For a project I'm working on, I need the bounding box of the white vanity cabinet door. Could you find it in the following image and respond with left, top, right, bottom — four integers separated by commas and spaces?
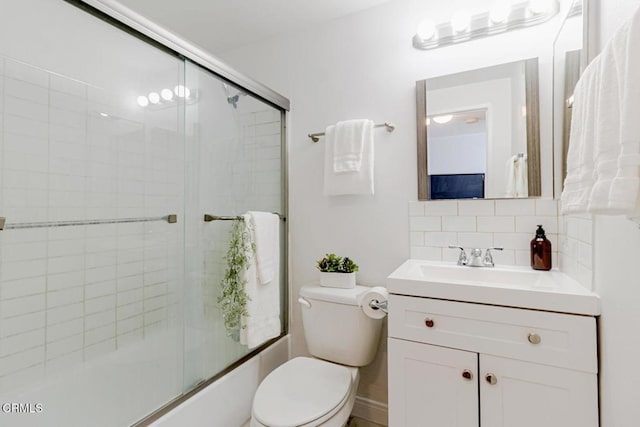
388, 338, 479, 427
479, 354, 599, 427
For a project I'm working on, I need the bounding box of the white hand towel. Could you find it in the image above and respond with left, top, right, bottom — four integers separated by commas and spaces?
505, 155, 517, 198
248, 211, 279, 285
599, 6, 640, 216
240, 214, 281, 350
332, 119, 372, 172
323, 121, 375, 195
561, 56, 601, 214
563, 7, 640, 218
515, 155, 528, 198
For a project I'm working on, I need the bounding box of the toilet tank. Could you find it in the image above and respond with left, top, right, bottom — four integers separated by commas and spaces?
299, 284, 384, 367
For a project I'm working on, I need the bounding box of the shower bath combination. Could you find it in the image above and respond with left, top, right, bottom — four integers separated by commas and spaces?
0, 1, 289, 426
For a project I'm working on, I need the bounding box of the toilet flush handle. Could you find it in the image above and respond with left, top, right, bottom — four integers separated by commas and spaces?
298, 297, 312, 309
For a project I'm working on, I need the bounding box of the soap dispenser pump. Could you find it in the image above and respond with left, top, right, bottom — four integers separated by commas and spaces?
531, 225, 552, 271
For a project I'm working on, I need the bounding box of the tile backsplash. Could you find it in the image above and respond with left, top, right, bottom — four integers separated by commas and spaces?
558, 213, 594, 290
409, 199, 559, 267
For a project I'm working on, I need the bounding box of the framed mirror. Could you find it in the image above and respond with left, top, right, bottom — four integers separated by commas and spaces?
417, 58, 541, 200
553, 0, 585, 197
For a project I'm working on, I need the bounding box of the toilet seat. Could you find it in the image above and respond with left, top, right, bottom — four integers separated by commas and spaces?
252, 357, 354, 427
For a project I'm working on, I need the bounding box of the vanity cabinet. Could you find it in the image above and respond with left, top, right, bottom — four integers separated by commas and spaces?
388, 294, 599, 427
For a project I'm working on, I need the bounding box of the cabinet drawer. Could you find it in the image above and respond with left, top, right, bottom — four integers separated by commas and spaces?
388, 294, 597, 373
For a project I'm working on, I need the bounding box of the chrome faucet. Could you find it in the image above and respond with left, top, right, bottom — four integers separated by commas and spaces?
449, 246, 503, 267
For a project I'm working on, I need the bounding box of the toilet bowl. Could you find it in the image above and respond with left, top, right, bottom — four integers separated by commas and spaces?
250, 284, 385, 427
251, 357, 359, 427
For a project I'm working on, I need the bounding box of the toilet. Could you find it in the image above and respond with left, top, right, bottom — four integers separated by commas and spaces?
250, 284, 385, 427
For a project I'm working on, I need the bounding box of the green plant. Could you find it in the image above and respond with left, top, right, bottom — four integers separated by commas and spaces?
316, 253, 359, 273
218, 220, 255, 337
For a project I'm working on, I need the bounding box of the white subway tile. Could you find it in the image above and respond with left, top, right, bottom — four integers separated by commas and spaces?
45, 350, 83, 376
117, 301, 143, 321
424, 201, 457, 216
84, 323, 115, 346
85, 280, 116, 300
47, 318, 83, 343
116, 329, 143, 349
477, 216, 515, 233
85, 295, 116, 315
0, 259, 47, 281
0, 277, 46, 300
85, 310, 115, 330
0, 329, 44, 358
442, 216, 476, 232
4, 78, 48, 104
535, 199, 559, 216
578, 218, 593, 244
118, 314, 143, 334
47, 303, 83, 325
514, 250, 531, 267
515, 216, 558, 234
85, 265, 116, 284
0, 294, 45, 319
493, 233, 532, 251
492, 249, 516, 266
495, 199, 536, 216
410, 232, 425, 246
117, 275, 143, 293
117, 288, 143, 307
408, 201, 425, 216
424, 232, 457, 247
458, 200, 494, 216
47, 287, 84, 308
579, 242, 593, 269
4, 60, 48, 87
144, 283, 168, 299
410, 246, 442, 261
46, 333, 83, 360
48, 271, 83, 291
1, 311, 45, 337
457, 233, 494, 248
0, 346, 45, 377
47, 255, 84, 275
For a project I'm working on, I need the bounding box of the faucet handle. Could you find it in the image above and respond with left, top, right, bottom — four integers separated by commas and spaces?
483, 247, 504, 267
448, 245, 468, 266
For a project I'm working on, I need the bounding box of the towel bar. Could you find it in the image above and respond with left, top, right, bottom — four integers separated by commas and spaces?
308, 122, 395, 142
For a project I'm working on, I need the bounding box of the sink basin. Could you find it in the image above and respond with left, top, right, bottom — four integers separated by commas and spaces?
387, 260, 600, 315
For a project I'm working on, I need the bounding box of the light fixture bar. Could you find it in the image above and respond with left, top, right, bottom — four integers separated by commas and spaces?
413, 0, 560, 51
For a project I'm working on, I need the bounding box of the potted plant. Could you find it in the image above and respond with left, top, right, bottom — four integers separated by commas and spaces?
316, 253, 359, 288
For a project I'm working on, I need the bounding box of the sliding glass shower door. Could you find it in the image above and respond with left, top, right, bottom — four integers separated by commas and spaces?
183, 61, 285, 390
0, 1, 286, 426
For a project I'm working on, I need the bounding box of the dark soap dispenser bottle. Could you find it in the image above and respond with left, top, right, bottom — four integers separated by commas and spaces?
531, 225, 552, 271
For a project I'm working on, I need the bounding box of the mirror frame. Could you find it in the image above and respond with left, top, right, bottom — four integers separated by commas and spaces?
416, 58, 542, 201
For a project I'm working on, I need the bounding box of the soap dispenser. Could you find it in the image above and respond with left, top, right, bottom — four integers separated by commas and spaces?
531, 225, 552, 271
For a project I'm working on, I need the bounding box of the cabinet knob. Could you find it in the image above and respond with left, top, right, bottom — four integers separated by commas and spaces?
462, 370, 473, 381
485, 373, 498, 385
424, 318, 435, 328
528, 333, 541, 345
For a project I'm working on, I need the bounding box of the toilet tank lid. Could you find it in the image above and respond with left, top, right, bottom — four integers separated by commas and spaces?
300, 284, 371, 306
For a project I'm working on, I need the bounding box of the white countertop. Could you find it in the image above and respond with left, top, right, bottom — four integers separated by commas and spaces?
386, 259, 600, 316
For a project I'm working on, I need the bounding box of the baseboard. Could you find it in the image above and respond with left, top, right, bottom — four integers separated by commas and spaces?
351, 396, 388, 426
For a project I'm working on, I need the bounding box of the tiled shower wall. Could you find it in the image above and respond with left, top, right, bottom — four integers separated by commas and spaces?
408, 198, 594, 289
0, 58, 182, 389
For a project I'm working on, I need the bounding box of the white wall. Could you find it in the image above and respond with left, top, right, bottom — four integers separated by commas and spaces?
591, 2, 640, 426
221, 0, 568, 412
428, 133, 486, 175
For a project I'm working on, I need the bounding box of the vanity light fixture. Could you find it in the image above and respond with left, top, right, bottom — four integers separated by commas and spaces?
413, 0, 559, 50
432, 114, 453, 124
161, 88, 174, 101
148, 91, 161, 104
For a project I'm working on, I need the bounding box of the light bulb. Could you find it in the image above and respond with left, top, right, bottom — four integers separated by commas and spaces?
433, 114, 453, 124
99, 112, 109, 118
529, 0, 554, 15
148, 92, 160, 104
174, 85, 191, 98
416, 19, 437, 40
137, 95, 149, 107
451, 10, 471, 33
161, 88, 174, 101
490, 0, 512, 23
426, 117, 431, 126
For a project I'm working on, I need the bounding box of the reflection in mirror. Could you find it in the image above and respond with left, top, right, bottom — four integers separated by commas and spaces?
417, 59, 541, 200
553, 0, 584, 194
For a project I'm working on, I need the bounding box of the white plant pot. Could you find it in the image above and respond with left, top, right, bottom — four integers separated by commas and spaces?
319, 272, 356, 289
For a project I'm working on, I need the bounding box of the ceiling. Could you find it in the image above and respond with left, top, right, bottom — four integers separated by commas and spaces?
114, 0, 395, 53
